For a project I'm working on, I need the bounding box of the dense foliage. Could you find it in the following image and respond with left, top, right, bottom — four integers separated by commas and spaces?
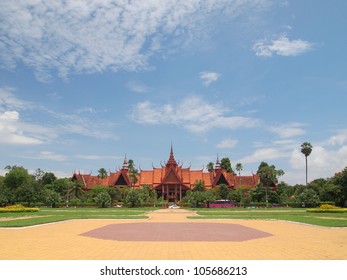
1, 164, 347, 208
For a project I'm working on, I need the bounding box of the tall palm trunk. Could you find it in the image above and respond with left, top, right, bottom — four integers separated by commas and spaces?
305, 155, 308, 186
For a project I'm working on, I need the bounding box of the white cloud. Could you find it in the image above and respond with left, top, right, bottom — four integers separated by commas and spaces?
327, 130, 347, 146
199, 71, 221, 86
75, 107, 96, 114
253, 34, 313, 57
289, 144, 347, 183
23, 151, 68, 162
0, 87, 34, 110
284, 131, 347, 184
131, 96, 260, 133
0, 87, 118, 144
239, 148, 285, 164
76, 154, 122, 160
0, 0, 271, 81
39, 151, 67, 161
216, 139, 238, 149
0, 110, 46, 145
126, 81, 150, 93
269, 122, 306, 139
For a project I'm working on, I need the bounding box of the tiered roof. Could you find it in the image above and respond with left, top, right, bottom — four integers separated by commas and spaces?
73, 146, 259, 190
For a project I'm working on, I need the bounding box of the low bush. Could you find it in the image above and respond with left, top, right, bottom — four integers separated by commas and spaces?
0, 204, 39, 213
307, 204, 347, 213
307, 209, 347, 213
319, 204, 339, 210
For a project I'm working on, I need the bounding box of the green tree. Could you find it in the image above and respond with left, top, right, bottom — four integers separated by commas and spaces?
66, 180, 85, 205
250, 185, 266, 202
268, 191, 280, 204
257, 162, 284, 207
46, 178, 70, 197
277, 182, 295, 205
90, 185, 110, 197
44, 189, 62, 208
41, 172, 57, 185
220, 158, 234, 173
0, 176, 8, 206
108, 187, 122, 205
301, 142, 313, 186
308, 178, 341, 204
33, 168, 45, 181
94, 191, 111, 208
4, 166, 31, 190
97, 168, 108, 179
193, 180, 206, 192
186, 190, 202, 208
235, 163, 243, 176
139, 185, 157, 203
128, 159, 139, 188
3, 166, 32, 204
297, 188, 320, 207
207, 162, 214, 173
217, 184, 230, 199
124, 189, 143, 207
227, 189, 242, 203
187, 180, 215, 207
332, 167, 347, 207
204, 190, 217, 207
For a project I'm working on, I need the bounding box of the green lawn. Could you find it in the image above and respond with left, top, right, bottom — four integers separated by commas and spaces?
189, 208, 347, 227
0, 207, 152, 227
1, 207, 346, 228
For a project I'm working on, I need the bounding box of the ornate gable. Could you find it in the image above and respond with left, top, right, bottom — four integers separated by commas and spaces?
161, 145, 184, 184
114, 173, 129, 186
163, 169, 182, 184
216, 173, 229, 185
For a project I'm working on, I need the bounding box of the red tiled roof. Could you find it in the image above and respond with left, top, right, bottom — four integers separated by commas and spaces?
73, 148, 258, 191
139, 170, 154, 185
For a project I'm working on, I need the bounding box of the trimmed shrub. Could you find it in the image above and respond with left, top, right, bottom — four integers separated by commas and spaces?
307, 208, 347, 213
0, 204, 39, 213
319, 204, 339, 210
307, 204, 347, 213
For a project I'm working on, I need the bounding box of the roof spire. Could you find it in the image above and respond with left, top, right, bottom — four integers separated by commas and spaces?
122, 154, 128, 170
215, 154, 221, 169
167, 143, 178, 166
170, 142, 174, 157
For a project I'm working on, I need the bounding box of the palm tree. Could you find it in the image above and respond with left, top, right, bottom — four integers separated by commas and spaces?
207, 162, 214, 173
127, 159, 138, 189
66, 180, 85, 207
129, 169, 139, 189
236, 163, 243, 176
301, 142, 313, 186
97, 168, 108, 179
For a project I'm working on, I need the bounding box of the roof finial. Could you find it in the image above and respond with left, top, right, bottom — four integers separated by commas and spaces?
167, 142, 178, 165
215, 154, 221, 169
122, 154, 128, 170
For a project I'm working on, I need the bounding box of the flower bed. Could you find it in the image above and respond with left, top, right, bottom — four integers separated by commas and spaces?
0, 204, 39, 213
307, 204, 347, 213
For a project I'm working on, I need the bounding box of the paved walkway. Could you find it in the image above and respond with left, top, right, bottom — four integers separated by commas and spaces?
0, 209, 346, 260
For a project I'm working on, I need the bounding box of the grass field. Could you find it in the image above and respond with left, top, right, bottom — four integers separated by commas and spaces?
1, 207, 346, 227
190, 208, 347, 227
0, 207, 151, 227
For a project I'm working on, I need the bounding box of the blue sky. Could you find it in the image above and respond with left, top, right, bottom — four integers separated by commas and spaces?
0, 0, 346, 185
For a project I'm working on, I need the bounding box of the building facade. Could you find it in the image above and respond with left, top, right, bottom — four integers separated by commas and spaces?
73, 146, 259, 202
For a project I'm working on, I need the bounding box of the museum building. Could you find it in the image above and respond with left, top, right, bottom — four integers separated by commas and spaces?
73, 146, 259, 202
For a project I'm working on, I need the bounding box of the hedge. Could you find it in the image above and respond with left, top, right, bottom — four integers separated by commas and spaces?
0, 204, 39, 213
306, 204, 347, 213
306, 208, 347, 213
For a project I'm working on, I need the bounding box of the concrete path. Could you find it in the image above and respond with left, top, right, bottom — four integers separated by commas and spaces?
0, 209, 346, 260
